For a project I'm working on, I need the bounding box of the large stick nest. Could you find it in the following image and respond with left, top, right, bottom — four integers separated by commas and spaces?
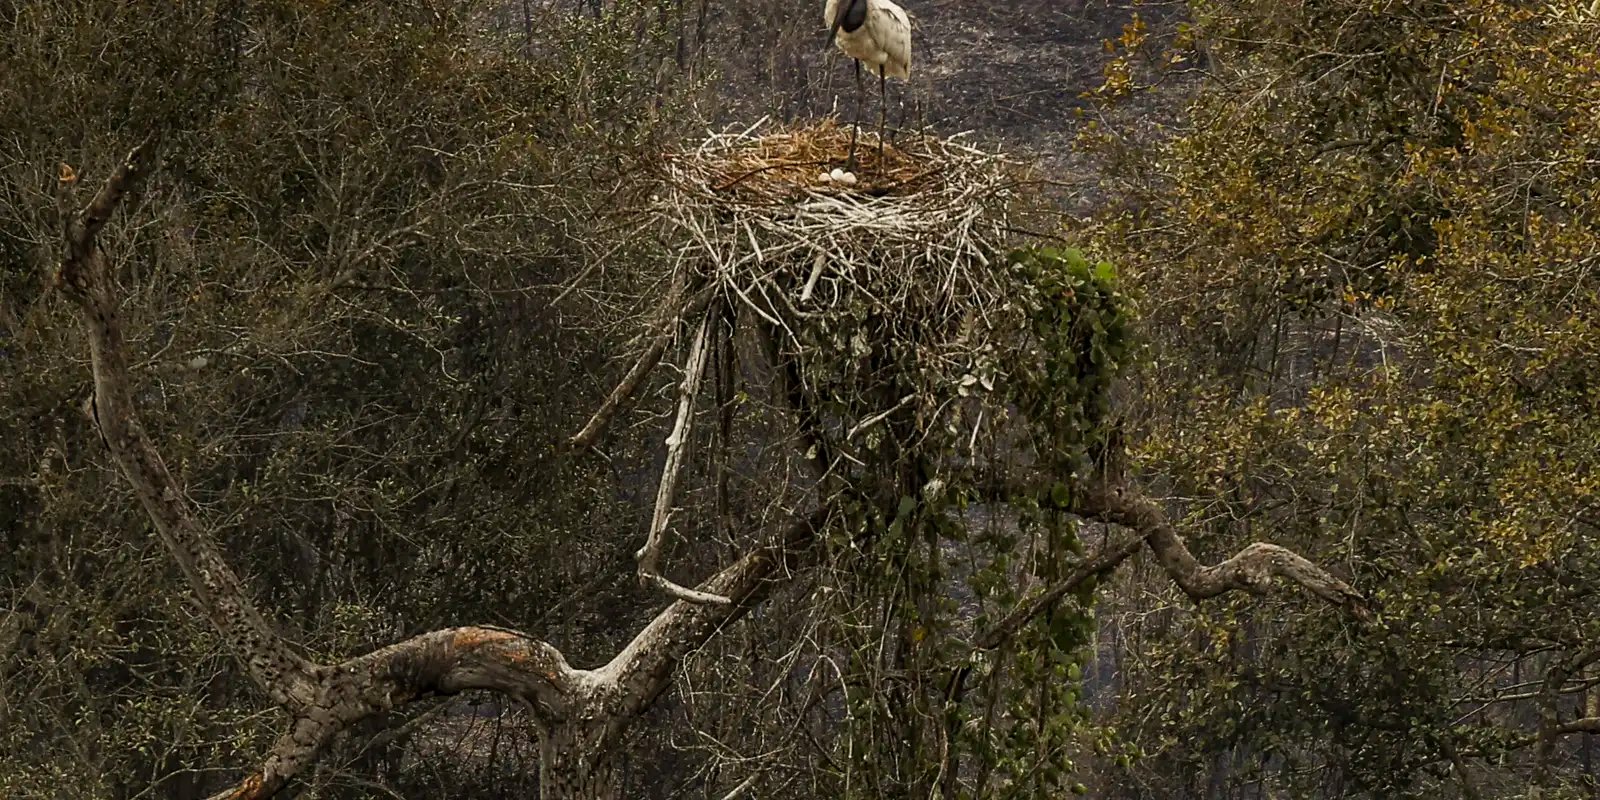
640, 118, 1077, 486
654, 118, 1038, 368
617, 119, 1124, 605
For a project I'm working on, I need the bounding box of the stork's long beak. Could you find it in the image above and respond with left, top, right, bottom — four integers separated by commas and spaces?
825, 1, 850, 50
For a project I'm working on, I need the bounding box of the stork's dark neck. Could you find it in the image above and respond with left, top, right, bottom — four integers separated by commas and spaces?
836, 0, 868, 33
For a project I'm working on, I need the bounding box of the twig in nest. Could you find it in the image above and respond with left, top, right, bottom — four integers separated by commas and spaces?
798, 252, 828, 304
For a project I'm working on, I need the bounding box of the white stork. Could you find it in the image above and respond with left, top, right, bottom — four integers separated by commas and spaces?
825, 0, 911, 170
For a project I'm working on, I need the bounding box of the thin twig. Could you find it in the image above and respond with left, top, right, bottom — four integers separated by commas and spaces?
570, 281, 717, 450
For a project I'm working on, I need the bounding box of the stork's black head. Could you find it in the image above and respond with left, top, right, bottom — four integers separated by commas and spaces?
829, 0, 869, 41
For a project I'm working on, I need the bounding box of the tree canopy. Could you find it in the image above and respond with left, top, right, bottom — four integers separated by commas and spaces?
1082, 0, 1600, 795
4, 0, 1598, 798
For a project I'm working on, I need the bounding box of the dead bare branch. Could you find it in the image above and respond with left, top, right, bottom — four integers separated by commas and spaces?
56, 136, 320, 709
606, 510, 824, 720
56, 137, 807, 799
1076, 482, 1371, 619
637, 302, 732, 605
569, 280, 718, 451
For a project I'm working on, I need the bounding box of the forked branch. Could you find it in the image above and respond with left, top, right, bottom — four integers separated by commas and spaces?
56, 137, 319, 708
58, 137, 823, 800
1076, 482, 1371, 619
606, 509, 824, 721
637, 302, 732, 605
208, 625, 581, 800
56, 140, 583, 799
569, 280, 718, 450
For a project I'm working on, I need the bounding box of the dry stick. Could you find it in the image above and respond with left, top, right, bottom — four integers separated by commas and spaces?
638, 302, 732, 605
716, 773, 761, 800
569, 280, 717, 450
798, 251, 828, 303
846, 394, 916, 441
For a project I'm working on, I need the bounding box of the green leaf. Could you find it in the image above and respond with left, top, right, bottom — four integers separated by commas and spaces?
1051, 482, 1072, 508
1094, 260, 1117, 283
897, 495, 917, 519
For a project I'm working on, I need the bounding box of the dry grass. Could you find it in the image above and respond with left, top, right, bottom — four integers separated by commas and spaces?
692, 117, 945, 200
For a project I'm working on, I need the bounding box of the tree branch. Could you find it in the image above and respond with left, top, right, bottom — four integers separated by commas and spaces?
203, 624, 584, 799
638, 302, 732, 605
971, 528, 1149, 651
973, 471, 1367, 618
604, 510, 822, 722
568, 281, 717, 450
937, 526, 1149, 793
55, 137, 320, 708
1556, 717, 1600, 736
1534, 648, 1600, 784
1075, 482, 1370, 619
57, 140, 585, 797
57, 143, 835, 797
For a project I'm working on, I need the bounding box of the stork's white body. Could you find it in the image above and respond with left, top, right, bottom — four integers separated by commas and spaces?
825, 0, 911, 80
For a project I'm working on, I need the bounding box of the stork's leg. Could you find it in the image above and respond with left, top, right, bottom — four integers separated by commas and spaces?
878, 70, 888, 161
896, 81, 910, 136
845, 58, 863, 172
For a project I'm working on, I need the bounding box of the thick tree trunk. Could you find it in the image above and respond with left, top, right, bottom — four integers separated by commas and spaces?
541, 722, 618, 800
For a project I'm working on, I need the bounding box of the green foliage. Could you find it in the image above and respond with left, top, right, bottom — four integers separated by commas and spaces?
1010, 246, 1131, 482
970, 247, 1131, 798
786, 241, 1133, 797
1080, 0, 1600, 795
